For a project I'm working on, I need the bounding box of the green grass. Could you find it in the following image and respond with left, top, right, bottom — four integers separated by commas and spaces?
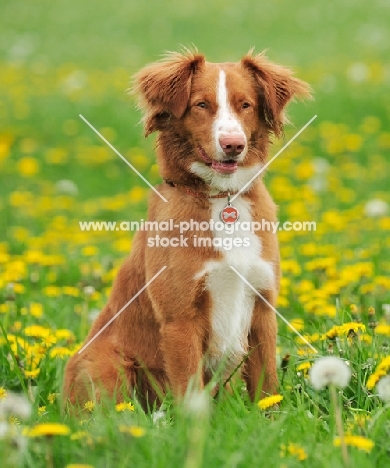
1, 0, 390, 466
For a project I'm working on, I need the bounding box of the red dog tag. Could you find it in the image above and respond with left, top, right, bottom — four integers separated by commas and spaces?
220, 193, 239, 224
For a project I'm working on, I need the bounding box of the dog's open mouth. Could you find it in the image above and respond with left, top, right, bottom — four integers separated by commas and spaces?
199, 147, 238, 175
210, 160, 238, 174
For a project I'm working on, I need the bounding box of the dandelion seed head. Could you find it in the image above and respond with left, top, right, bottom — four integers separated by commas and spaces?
55, 179, 79, 196
0, 392, 31, 419
376, 375, 390, 402
309, 356, 352, 390
183, 390, 209, 416
83, 286, 95, 297
364, 198, 389, 217
151, 410, 166, 425
0, 421, 10, 439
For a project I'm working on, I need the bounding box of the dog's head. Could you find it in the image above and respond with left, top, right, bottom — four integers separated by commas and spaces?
133, 49, 311, 191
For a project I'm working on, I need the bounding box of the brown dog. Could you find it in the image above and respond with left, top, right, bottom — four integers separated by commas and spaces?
63, 50, 310, 411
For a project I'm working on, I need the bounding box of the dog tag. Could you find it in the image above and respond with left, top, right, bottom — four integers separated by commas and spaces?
220, 193, 239, 224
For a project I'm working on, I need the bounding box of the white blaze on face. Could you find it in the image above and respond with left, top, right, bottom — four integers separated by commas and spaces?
213, 70, 247, 159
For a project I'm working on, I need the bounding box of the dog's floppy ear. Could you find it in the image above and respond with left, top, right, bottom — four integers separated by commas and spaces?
133, 50, 205, 136
241, 51, 311, 137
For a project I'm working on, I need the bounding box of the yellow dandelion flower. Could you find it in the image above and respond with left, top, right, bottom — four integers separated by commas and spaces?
257, 394, 283, 410
70, 431, 94, 444
129, 186, 147, 203
65, 464, 94, 468
297, 347, 317, 356
280, 442, 308, 461
84, 400, 95, 412
353, 413, 371, 428
374, 323, 390, 336
277, 296, 289, 307
55, 329, 75, 341
296, 362, 311, 372
41, 335, 57, 347
0, 387, 7, 400
25, 423, 70, 437
366, 371, 385, 390
115, 402, 135, 412
38, 406, 46, 415
119, 425, 146, 437
49, 347, 72, 358
43, 286, 62, 297
334, 435, 374, 453
30, 303, 43, 318
70, 431, 89, 440
377, 356, 390, 373
24, 368, 40, 378
338, 322, 366, 335
326, 322, 365, 339
48, 393, 58, 405
360, 334, 372, 344
17, 156, 40, 177
295, 333, 323, 345
24, 325, 51, 338
326, 326, 339, 339
62, 286, 80, 297
13, 283, 25, 294
81, 246, 98, 257
288, 318, 305, 331
46, 147, 69, 164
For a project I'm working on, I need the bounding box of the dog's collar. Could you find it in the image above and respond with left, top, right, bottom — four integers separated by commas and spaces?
164, 179, 239, 199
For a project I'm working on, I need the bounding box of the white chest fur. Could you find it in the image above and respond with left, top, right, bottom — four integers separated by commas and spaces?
196, 196, 275, 372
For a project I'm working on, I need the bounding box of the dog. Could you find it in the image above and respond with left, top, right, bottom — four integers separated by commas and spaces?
63, 49, 310, 411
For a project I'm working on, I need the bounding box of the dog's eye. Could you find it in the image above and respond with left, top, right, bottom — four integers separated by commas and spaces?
242, 102, 251, 109
196, 102, 207, 109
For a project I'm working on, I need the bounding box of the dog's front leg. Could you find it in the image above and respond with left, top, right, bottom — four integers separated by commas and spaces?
243, 295, 278, 401
160, 318, 205, 398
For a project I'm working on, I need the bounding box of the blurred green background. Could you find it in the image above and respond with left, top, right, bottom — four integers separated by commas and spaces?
1, 0, 389, 136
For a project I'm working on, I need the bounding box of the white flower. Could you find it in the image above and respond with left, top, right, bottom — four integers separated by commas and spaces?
151, 410, 166, 425
312, 157, 330, 174
55, 179, 79, 196
183, 390, 209, 416
364, 199, 389, 217
347, 62, 369, 83
0, 392, 31, 420
376, 376, 390, 402
309, 356, 352, 390
0, 421, 9, 439
382, 304, 390, 320
83, 286, 95, 297
61, 70, 88, 94
88, 308, 100, 323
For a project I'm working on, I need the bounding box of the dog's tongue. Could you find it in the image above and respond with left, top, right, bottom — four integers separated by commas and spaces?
211, 161, 238, 174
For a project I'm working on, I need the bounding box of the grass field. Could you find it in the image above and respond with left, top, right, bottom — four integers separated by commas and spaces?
1, 0, 390, 466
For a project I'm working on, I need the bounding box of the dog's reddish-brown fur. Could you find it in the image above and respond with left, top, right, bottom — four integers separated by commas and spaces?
63, 50, 310, 411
